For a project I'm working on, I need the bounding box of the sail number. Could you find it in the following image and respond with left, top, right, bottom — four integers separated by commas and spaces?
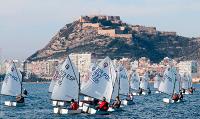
91, 68, 109, 83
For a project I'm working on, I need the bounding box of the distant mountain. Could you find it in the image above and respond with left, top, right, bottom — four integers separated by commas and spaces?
27, 15, 200, 63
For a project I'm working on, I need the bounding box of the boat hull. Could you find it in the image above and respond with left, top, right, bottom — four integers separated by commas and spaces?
122, 100, 134, 105
155, 91, 161, 94
53, 107, 81, 114
52, 101, 65, 107
163, 98, 181, 104
132, 92, 139, 96
4, 101, 25, 107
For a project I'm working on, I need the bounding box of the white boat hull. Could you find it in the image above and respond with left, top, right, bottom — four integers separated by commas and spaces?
52, 101, 65, 107
163, 98, 181, 104
142, 92, 147, 95
53, 107, 81, 114
132, 92, 139, 96
82, 103, 90, 113
4, 101, 25, 107
122, 100, 134, 105
155, 91, 161, 94
83, 96, 94, 101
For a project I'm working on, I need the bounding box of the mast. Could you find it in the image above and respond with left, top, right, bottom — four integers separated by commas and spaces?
78, 73, 80, 103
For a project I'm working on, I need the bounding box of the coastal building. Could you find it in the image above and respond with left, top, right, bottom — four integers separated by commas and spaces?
177, 61, 198, 78
25, 59, 59, 80
131, 25, 157, 35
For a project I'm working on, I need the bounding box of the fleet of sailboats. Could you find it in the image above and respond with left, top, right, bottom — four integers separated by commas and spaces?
0, 56, 196, 115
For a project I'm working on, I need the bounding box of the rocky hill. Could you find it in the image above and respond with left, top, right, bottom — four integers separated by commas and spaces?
27, 15, 200, 63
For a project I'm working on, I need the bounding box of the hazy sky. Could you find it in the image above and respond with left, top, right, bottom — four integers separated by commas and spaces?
0, 0, 200, 60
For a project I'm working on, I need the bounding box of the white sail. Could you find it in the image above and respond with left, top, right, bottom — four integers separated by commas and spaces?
98, 57, 116, 85
154, 75, 161, 89
81, 63, 115, 103
187, 73, 192, 88
118, 64, 129, 95
111, 73, 119, 100
48, 66, 60, 93
51, 56, 79, 101
140, 72, 149, 90
1, 62, 22, 96
130, 71, 140, 90
158, 66, 177, 95
172, 67, 180, 94
81, 62, 97, 89
181, 74, 189, 90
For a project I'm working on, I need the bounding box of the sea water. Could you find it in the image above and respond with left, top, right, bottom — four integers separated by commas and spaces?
0, 83, 200, 119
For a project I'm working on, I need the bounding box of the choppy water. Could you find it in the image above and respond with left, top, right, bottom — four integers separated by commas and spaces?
0, 83, 200, 119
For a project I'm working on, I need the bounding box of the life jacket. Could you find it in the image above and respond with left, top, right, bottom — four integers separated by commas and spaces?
99, 101, 109, 111
16, 95, 24, 103
179, 94, 183, 100
172, 94, 179, 101
70, 102, 79, 110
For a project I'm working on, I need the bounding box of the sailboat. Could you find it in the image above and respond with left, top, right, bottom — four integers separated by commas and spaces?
117, 64, 133, 105
1, 61, 24, 106
51, 56, 81, 114
181, 73, 192, 94
81, 57, 117, 114
154, 74, 161, 93
130, 71, 140, 96
139, 72, 150, 95
158, 66, 180, 103
48, 65, 60, 93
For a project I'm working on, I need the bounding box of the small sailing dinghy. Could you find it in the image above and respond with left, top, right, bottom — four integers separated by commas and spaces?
181, 73, 192, 95
140, 72, 150, 95
158, 66, 181, 104
117, 64, 133, 105
51, 56, 81, 114
81, 57, 117, 114
130, 71, 140, 96
1, 61, 25, 107
154, 74, 161, 94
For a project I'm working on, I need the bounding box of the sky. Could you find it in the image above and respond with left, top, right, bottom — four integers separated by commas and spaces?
0, 0, 200, 60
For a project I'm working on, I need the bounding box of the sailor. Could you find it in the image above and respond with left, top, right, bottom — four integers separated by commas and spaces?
126, 93, 133, 101
172, 93, 179, 102
16, 94, 24, 103
70, 99, 78, 110
23, 89, 28, 96
112, 96, 121, 109
138, 87, 142, 95
96, 97, 109, 111
182, 88, 185, 94
147, 87, 151, 94
179, 92, 183, 100
92, 98, 99, 107
189, 87, 194, 94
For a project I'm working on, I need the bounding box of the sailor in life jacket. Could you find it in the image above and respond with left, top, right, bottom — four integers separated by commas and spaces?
16, 94, 25, 103
172, 93, 179, 102
96, 97, 109, 111
189, 87, 195, 94
179, 92, 183, 100
23, 89, 28, 96
70, 99, 79, 110
126, 93, 133, 101
112, 96, 121, 109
